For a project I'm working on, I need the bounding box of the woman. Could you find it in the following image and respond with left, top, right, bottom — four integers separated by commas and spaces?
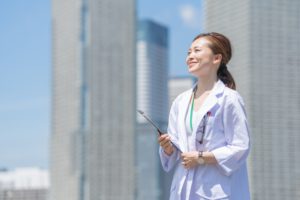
158, 32, 250, 200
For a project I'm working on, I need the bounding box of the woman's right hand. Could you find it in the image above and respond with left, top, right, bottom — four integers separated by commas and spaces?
158, 134, 174, 156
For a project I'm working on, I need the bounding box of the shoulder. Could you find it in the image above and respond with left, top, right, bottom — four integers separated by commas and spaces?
223, 87, 246, 107
222, 87, 249, 123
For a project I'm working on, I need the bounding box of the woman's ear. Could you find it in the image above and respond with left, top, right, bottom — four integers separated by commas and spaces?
213, 54, 222, 65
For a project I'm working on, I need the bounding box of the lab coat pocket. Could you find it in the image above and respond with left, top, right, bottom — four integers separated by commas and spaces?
195, 172, 231, 199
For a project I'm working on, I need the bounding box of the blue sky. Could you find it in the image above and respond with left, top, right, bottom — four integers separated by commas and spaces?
138, 0, 203, 76
0, 0, 51, 169
0, 0, 202, 169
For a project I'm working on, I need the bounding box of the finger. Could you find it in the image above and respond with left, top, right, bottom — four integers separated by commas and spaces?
158, 138, 167, 146
161, 142, 171, 150
164, 140, 172, 147
161, 144, 168, 149
162, 143, 172, 151
158, 134, 169, 142
182, 162, 188, 169
166, 145, 174, 152
160, 139, 171, 147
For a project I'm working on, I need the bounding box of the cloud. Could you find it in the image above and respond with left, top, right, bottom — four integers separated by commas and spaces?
178, 4, 201, 29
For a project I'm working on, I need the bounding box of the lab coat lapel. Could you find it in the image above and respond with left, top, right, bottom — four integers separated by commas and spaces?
177, 87, 195, 152
192, 80, 225, 136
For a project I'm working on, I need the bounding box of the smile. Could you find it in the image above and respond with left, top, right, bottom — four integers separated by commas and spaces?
188, 62, 198, 67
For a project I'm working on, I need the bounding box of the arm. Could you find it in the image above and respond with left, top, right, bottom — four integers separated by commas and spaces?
159, 99, 180, 172
211, 93, 250, 176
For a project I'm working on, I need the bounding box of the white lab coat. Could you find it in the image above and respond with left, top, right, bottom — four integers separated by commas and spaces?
160, 80, 250, 200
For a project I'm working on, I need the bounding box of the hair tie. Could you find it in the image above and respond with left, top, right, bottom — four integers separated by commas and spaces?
221, 63, 227, 70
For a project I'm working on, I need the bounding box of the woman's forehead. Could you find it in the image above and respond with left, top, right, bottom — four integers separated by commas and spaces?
190, 37, 211, 48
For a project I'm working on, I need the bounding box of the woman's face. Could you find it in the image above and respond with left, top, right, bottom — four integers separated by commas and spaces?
186, 37, 221, 78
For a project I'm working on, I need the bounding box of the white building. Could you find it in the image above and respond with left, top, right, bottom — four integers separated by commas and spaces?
168, 76, 196, 110
51, 0, 136, 199
0, 168, 49, 200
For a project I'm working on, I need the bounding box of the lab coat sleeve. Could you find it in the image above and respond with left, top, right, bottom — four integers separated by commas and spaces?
159, 147, 179, 172
211, 92, 250, 176
159, 98, 180, 172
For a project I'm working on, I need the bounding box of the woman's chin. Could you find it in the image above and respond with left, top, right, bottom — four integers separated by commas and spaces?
188, 67, 197, 73
188, 68, 206, 78
188, 67, 200, 75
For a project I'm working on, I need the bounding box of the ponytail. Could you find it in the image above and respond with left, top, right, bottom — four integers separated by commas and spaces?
217, 63, 236, 90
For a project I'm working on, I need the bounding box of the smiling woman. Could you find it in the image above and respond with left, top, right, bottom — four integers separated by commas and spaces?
158, 32, 250, 200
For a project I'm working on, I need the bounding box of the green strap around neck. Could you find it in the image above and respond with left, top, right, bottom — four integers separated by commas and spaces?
190, 92, 195, 131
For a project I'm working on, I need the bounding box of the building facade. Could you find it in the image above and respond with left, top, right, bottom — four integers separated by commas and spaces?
51, 0, 136, 199
0, 168, 49, 200
203, 1, 300, 199
136, 19, 169, 200
168, 76, 196, 110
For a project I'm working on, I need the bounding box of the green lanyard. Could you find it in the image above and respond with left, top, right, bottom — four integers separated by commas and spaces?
190, 92, 195, 131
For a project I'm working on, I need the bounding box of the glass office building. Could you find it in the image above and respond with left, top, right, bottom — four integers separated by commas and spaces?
136, 19, 169, 200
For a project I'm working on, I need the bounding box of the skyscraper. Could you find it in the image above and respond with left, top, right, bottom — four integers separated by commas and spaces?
203, 1, 300, 199
137, 20, 169, 126
51, 0, 136, 199
136, 19, 169, 200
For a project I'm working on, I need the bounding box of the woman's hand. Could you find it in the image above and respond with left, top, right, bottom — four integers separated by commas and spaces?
181, 151, 199, 169
158, 134, 174, 156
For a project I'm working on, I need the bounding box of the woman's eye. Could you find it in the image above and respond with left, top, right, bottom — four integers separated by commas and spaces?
195, 49, 201, 52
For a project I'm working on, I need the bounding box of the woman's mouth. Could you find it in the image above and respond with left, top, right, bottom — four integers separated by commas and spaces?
188, 62, 198, 68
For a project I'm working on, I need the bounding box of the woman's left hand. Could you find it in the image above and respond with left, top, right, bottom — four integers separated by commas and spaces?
181, 151, 199, 169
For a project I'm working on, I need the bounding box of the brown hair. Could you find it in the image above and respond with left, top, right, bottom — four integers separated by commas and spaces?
193, 32, 236, 90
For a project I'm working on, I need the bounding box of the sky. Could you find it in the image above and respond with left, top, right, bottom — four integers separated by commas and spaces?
0, 0, 202, 169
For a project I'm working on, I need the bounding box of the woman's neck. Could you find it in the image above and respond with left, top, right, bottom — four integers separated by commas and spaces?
196, 76, 218, 96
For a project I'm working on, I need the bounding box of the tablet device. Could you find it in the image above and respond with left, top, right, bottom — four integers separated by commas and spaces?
137, 110, 163, 135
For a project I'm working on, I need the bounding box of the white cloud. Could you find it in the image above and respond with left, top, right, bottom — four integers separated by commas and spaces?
178, 4, 200, 29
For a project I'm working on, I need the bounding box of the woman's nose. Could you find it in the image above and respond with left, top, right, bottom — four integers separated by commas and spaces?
187, 53, 195, 61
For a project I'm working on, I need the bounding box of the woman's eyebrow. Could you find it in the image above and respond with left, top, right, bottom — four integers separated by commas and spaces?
193, 45, 202, 49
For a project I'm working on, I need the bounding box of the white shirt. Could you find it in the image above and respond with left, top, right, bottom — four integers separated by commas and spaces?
185, 107, 202, 151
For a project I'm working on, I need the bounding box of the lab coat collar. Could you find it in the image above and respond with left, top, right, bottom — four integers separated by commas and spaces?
211, 79, 226, 97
